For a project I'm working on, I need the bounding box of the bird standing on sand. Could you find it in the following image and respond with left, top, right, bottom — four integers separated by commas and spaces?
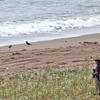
8, 45, 12, 51
26, 41, 32, 46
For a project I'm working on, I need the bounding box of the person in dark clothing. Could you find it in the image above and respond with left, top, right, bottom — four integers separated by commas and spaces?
93, 59, 100, 94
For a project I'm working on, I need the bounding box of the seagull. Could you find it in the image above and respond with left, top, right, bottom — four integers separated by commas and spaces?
8, 45, 12, 51
8, 45, 12, 48
26, 41, 32, 46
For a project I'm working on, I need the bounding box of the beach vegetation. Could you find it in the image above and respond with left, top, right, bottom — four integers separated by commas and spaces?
0, 66, 98, 100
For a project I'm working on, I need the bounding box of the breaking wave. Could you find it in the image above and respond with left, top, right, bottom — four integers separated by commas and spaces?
0, 16, 100, 37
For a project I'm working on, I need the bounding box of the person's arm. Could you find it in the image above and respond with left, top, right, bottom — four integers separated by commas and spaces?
93, 66, 99, 75
93, 72, 98, 75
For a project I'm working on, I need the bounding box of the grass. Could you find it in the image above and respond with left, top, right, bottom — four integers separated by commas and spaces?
0, 66, 99, 100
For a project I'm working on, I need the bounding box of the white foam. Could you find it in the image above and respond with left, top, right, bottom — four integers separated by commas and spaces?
0, 16, 100, 37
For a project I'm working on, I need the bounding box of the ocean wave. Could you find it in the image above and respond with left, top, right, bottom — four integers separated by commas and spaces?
0, 16, 100, 37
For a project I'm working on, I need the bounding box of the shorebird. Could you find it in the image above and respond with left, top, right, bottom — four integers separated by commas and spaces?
26, 41, 32, 46
8, 45, 12, 51
8, 45, 12, 48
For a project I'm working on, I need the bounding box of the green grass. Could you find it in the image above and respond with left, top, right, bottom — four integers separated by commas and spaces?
0, 66, 98, 100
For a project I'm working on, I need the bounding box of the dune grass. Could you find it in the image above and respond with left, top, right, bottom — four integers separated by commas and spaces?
0, 66, 99, 100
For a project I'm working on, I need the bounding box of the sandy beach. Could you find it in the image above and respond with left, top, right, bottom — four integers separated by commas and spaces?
0, 33, 100, 76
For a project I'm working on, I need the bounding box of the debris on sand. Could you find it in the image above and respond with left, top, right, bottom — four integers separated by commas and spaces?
78, 41, 98, 45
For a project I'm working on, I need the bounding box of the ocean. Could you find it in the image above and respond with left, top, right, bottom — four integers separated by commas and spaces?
0, 0, 100, 46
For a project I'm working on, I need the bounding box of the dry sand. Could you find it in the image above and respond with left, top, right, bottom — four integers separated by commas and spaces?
0, 33, 100, 76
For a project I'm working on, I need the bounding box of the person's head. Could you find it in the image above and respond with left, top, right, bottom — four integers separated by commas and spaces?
95, 59, 100, 65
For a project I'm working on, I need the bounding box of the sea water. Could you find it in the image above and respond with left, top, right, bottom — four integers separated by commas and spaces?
0, 0, 100, 45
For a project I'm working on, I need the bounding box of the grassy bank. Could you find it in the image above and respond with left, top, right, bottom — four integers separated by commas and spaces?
0, 66, 98, 100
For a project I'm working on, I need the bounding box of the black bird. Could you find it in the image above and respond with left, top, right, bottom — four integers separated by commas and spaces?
8, 45, 12, 51
26, 41, 32, 45
8, 45, 12, 49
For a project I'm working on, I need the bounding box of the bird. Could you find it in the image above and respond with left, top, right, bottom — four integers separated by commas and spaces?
26, 41, 32, 46
8, 45, 12, 48
8, 45, 12, 51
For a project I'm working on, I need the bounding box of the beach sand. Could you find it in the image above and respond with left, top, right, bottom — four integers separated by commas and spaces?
0, 33, 100, 76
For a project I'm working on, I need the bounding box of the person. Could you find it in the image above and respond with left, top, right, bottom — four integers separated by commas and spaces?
93, 59, 100, 94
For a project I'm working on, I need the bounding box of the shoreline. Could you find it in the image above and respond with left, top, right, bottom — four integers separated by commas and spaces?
1, 26, 100, 47
0, 33, 100, 52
